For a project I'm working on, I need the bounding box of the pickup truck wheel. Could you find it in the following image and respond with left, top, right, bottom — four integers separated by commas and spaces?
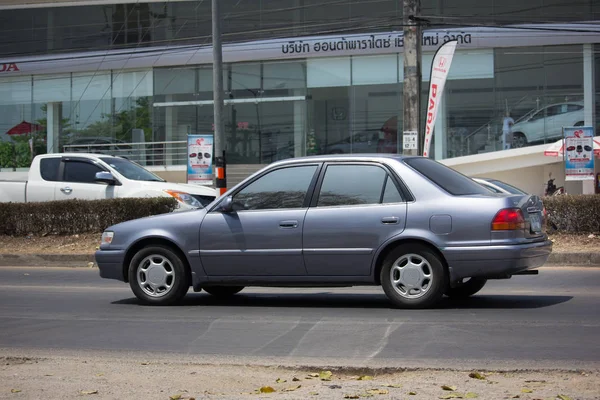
128, 245, 189, 305
380, 244, 446, 309
445, 277, 487, 299
203, 286, 244, 297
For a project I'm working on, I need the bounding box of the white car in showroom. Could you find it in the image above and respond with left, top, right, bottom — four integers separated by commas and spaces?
511, 102, 584, 148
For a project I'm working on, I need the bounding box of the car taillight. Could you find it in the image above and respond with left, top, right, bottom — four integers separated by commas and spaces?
491, 208, 525, 231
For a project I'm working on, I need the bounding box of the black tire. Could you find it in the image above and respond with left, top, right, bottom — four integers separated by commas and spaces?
203, 286, 245, 297
380, 244, 447, 309
128, 245, 190, 305
445, 277, 487, 299
512, 132, 527, 148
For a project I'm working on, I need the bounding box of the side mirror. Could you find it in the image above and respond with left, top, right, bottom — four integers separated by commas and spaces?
95, 171, 117, 185
218, 195, 234, 213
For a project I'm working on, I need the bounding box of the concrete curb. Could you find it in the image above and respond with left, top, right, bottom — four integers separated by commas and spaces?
0, 254, 96, 267
1, 252, 600, 267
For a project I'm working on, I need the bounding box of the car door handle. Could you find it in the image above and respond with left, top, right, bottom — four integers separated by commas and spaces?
60, 187, 73, 194
279, 220, 298, 229
381, 217, 399, 225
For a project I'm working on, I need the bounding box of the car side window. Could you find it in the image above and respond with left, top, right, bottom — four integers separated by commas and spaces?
233, 165, 318, 211
317, 164, 388, 207
63, 161, 105, 184
40, 158, 60, 182
567, 104, 583, 112
382, 176, 404, 203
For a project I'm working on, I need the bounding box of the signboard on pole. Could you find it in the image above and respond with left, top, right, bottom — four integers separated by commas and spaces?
423, 40, 457, 158
564, 126, 595, 181
187, 134, 214, 185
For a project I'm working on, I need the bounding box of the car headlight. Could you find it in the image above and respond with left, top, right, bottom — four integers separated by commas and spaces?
164, 190, 202, 208
101, 231, 114, 245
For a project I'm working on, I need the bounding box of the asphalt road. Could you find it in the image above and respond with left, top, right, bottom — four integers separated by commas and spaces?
1, 266, 599, 369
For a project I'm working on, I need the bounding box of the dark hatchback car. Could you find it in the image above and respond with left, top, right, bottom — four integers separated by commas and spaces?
96, 155, 552, 309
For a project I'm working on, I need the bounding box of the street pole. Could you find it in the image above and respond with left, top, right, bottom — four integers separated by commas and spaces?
212, 0, 227, 194
402, 0, 422, 156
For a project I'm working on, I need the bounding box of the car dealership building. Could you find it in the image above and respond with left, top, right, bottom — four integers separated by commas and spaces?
1, 0, 599, 193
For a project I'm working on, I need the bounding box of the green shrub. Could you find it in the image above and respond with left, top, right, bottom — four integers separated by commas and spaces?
0, 141, 16, 169
544, 194, 600, 234
0, 197, 178, 236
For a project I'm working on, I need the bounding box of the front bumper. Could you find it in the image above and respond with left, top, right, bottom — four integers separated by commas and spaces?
443, 239, 553, 282
95, 249, 127, 281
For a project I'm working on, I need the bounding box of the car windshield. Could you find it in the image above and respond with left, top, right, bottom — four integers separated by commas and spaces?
488, 179, 527, 195
404, 157, 492, 196
99, 157, 165, 182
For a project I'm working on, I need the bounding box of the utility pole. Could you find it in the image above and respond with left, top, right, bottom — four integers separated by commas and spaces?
402, 0, 422, 156
212, 0, 227, 194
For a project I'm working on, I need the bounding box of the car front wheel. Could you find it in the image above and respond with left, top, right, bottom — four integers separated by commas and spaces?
128, 245, 189, 305
203, 286, 245, 297
445, 277, 487, 299
380, 244, 446, 309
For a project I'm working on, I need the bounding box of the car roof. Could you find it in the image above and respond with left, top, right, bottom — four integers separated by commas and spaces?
267, 154, 415, 167
38, 153, 126, 159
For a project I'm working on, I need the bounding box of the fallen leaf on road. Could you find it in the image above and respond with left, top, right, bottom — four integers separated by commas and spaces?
310, 392, 319, 396
319, 370, 333, 381
442, 385, 458, 391
521, 388, 533, 393
44, 374, 53, 376
80, 390, 99, 395
366, 388, 389, 395
292, 377, 300, 381
259, 386, 276, 393
96, 373, 104, 377
307, 373, 319, 378
329, 385, 342, 389
168, 395, 181, 400
469, 372, 486, 380
357, 375, 373, 381
524, 380, 546, 383
276, 378, 286, 383
10, 389, 21, 393
141, 362, 149, 365
384, 384, 402, 388
557, 395, 573, 400
282, 385, 301, 392
512, 395, 520, 399
344, 395, 359, 399
409, 391, 417, 395
465, 393, 478, 398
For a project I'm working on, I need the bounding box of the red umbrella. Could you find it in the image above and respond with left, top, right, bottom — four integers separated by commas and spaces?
6, 121, 42, 136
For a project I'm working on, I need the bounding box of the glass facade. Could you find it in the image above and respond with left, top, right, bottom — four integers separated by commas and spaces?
0, 70, 152, 167
0, 1, 599, 170
1, 0, 599, 57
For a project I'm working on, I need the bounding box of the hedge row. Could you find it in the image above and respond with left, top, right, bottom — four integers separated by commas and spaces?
0, 197, 178, 236
544, 194, 600, 234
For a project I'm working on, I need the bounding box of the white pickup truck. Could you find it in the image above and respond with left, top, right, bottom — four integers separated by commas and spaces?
0, 153, 217, 210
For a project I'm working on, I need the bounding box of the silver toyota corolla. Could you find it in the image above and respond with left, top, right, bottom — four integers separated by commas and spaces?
96, 155, 552, 309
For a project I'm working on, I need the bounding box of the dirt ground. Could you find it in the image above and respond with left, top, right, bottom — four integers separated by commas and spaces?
0, 233, 598, 255
0, 353, 597, 400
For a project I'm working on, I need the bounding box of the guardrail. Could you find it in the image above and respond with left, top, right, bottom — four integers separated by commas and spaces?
62, 140, 188, 166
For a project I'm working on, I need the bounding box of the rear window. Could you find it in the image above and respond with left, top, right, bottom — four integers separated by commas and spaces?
404, 157, 491, 196
489, 179, 526, 195
40, 158, 60, 181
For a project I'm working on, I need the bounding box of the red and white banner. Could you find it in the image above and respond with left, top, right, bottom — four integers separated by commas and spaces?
423, 40, 457, 158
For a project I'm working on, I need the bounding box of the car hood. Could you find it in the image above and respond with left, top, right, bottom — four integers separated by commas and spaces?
136, 181, 217, 196
109, 206, 208, 234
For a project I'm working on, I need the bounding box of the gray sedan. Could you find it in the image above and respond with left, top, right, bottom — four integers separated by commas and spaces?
96, 155, 552, 309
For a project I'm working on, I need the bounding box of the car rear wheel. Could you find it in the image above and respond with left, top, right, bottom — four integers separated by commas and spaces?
380, 244, 446, 309
128, 245, 189, 305
203, 286, 245, 297
445, 277, 487, 299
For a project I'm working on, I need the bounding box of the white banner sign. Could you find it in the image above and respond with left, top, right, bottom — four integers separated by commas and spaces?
423, 40, 457, 158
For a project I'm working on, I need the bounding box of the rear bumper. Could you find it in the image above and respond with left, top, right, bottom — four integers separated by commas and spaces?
443, 240, 553, 282
95, 249, 126, 281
